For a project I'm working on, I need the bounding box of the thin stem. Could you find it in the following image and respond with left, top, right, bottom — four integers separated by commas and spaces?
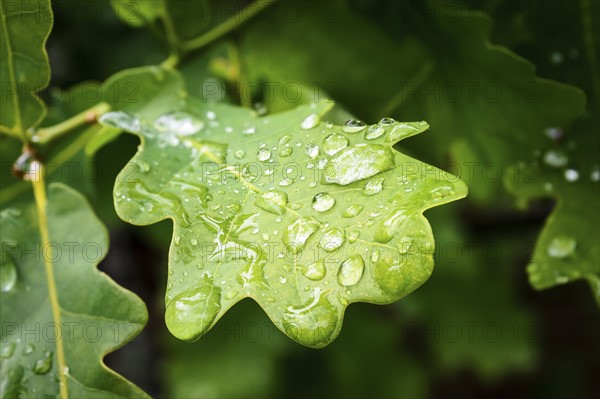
227, 41, 251, 107
161, 6, 179, 58
181, 0, 277, 52
31, 163, 69, 399
33, 102, 110, 144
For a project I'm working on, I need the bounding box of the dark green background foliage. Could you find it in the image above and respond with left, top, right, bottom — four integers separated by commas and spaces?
1, 0, 599, 398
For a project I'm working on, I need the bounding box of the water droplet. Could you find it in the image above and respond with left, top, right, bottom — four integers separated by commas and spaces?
375, 210, 408, 243
363, 178, 384, 195
370, 250, 380, 263
550, 51, 564, 64
234, 149, 246, 159
319, 228, 345, 252
278, 178, 294, 187
0, 258, 17, 292
279, 276, 287, 284
23, 344, 34, 355
165, 282, 222, 341
1, 343, 15, 358
430, 186, 456, 200
365, 125, 386, 140
136, 160, 150, 173
312, 192, 335, 212
301, 114, 320, 129
323, 144, 395, 185
255, 191, 288, 215
544, 127, 563, 140
99, 111, 140, 132
279, 147, 293, 157
564, 169, 579, 182
257, 149, 272, 162
302, 261, 326, 280
342, 205, 364, 218
343, 119, 366, 133
543, 149, 568, 167
378, 117, 396, 126
346, 230, 360, 243
253, 102, 267, 116
338, 255, 365, 286
243, 126, 256, 135
547, 235, 576, 258
322, 134, 349, 155
190, 239, 198, 246
284, 217, 320, 254
388, 123, 424, 142
591, 167, 600, 182
155, 111, 204, 135
305, 144, 319, 158
282, 288, 337, 347
33, 351, 53, 374
174, 235, 181, 246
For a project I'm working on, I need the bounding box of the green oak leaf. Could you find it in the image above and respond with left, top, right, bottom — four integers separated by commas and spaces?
0, 0, 52, 141
505, 117, 600, 303
100, 100, 467, 348
0, 183, 148, 397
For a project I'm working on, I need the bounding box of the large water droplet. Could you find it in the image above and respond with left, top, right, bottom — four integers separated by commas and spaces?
257, 149, 272, 162
1, 343, 15, 358
301, 114, 320, 129
32, 352, 53, 374
155, 111, 204, 136
302, 261, 326, 281
165, 283, 222, 341
363, 178, 384, 195
343, 119, 366, 133
338, 255, 365, 286
284, 217, 320, 254
0, 259, 17, 293
99, 111, 140, 132
375, 210, 408, 243
388, 123, 424, 142
322, 134, 349, 156
323, 144, 395, 185
378, 117, 396, 126
282, 288, 337, 347
305, 144, 319, 158
365, 125, 385, 140
342, 204, 364, 218
319, 228, 345, 252
543, 149, 568, 167
312, 192, 335, 212
547, 235, 576, 258
255, 191, 288, 215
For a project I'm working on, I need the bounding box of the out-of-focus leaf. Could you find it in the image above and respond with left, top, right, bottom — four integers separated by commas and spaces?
401, 206, 539, 380
240, 1, 431, 118
0, 0, 52, 140
505, 116, 600, 303
100, 98, 466, 347
0, 183, 148, 397
397, 5, 585, 202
